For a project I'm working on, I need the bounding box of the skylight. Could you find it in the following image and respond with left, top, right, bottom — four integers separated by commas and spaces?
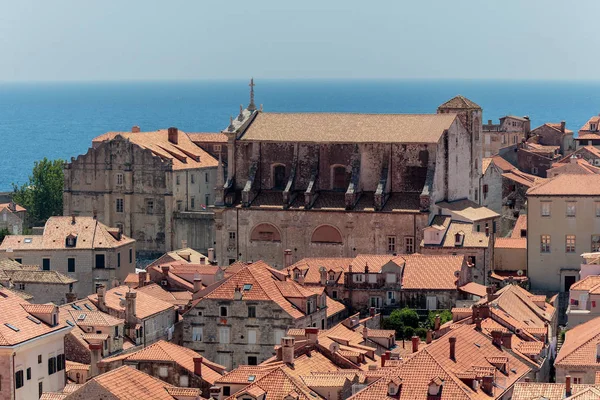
5, 323, 19, 332
24, 238, 32, 243
27, 315, 41, 324
71, 304, 82, 311
84, 304, 93, 311
248, 375, 256, 382
115, 292, 123, 296
66, 320, 75, 327
243, 284, 252, 291
77, 314, 86, 321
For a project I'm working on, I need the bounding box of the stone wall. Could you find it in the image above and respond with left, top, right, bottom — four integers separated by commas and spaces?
172, 211, 215, 255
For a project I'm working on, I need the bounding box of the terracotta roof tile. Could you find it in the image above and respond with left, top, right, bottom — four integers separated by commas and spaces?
511, 215, 527, 239
401, 254, 464, 290
241, 112, 459, 144
513, 382, 600, 400
528, 174, 600, 196
0, 202, 26, 212
88, 285, 175, 320
458, 282, 487, 297
440, 221, 489, 248
495, 237, 526, 249
136, 283, 192, 307
187, 132, 228, 143
225, 367, 322, 400
491, 155, 516, 172
437, 199, 500, 221
556, 315, 600, 368
438, 95, 481, 110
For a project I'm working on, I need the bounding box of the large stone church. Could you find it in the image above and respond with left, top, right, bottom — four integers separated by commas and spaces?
213, 81, 483, 268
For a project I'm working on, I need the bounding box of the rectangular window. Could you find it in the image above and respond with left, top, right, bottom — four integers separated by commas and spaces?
386, 273, 396, 283
68, 258, 75, 273
219, 327, 230, 344
596, 202, 600, 217
248, 356, 258, 365
48, 356, 57, 375
592, 235, 600, 252
353, 274, 364, 283
541, 235, 551, 253
95, 254, 105, 269
117, 253, 121, 268
57, 354, 65, 371
405, 237, 415, 254
190, 197, 195, 209
146, 200, 154, 215
39, 382, 43, 398
223, 387, 231, 396
566, 235, 576, 253
38, 355, 42, 364
248, 329, 257, 344
248, 306, 256, 318
177, 201, 182, 211
332, 290, 338, 299
387, 236, 396, 253
15, 370, 23, 389
191, 174, 195, 184
192, 326, 203, 341
205, 173, 209, 183
129, 248, 133, 264
116, 198, 124, 213
176, 175, 180, 185
541, 202, 551, 217
205, 195, 210, 207
26, 368, 31, 380
566, 202, 576, 217
116, 173, 124, 186
273, 329, 285, 345
42, 258, 50, 271
220, 306, 228, 317
574, 377, 582, 384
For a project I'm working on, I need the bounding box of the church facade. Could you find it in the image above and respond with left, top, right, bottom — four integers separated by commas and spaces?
213, 82, 483, 268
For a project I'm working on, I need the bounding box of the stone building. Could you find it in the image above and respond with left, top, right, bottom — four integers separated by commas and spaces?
517, 143, 561, 178
575, 115, 600, 149
565, 275, 600, 327
0, 289, 72, 400
529, 121, 574, 155
0, 265, 77, 305
63, 127, 219, 256
182, 261, 328, 369
0, 201, 26, 235
526, 174, 600, 292
214, 86, 482, 268
99, 340, 225, 397
482, 115, 530, 157
555, 315, 600, 384
88, 284, 178, 347
188, 132, 229, 165
0, 216, 135, 299
547, 156, 600, 178
555, 145, 600, 166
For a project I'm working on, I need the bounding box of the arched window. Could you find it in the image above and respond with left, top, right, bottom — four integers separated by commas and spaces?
272, 164, 286, 190
331, 165, 350, 191
250, 223, 281, 242
311, 225, 343, 244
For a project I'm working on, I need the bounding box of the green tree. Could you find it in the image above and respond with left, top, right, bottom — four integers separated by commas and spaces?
397, 307, 420, 328
427, 309, 453, 329
12, 158, 65, 225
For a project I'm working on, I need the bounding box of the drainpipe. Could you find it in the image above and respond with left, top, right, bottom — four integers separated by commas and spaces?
12, 352, 16, 400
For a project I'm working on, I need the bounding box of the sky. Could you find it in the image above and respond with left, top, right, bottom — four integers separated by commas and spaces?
0, 0, 598, 81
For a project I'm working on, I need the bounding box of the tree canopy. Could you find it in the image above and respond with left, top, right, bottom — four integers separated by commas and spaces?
12, 158, 65, 225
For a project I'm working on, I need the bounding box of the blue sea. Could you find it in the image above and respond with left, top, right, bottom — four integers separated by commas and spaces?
1, 79, 600, 191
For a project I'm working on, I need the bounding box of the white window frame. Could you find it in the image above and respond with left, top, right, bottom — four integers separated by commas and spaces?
566, 202, 576, 217
248, 329, 257, 344
116, 173, 124, 186
541, 202, 551, 217
192, 326, 203, 341
353, 274, 364, 283
116, 198, 124, 213
218, 326, 230, 344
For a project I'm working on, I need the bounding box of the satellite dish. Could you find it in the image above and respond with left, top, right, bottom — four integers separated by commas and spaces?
517, 270, 524, 276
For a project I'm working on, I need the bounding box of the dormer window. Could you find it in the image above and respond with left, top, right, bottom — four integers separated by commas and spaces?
66, 234, 77, 248
592, 123, 598, 132
387, 378, 402, 396
428, 377, 443, 396
328, 271, 335, 281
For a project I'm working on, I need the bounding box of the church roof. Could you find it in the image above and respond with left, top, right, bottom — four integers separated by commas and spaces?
239, 112, 458, 144
438, 95, 481, 110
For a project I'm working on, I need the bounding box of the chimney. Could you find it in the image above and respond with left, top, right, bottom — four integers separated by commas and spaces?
281, 337, 295, 364
434, 314, 441, 331
426, 329, 433, 344
138, 271, 147, 288
284, 249, 293, 268
89, 343, 102, 378
97, 284, 107, 312
486, 286, 497, 302
125, 291, 137, 329
193, 357, 203, 377
449, 336, 456, 360
570, 154, 578, 164
200, 257, 206, 265
502, 332, 513, 349
71, 214, 76, 225
193, 276, 203, 293
479, 304, 490, 319
233, 286, 242, 300
566, 375, 572, 397
305, 327, 319, 344
491, 330, 503, 347
181, 239, 188, 249
380, 352, 389, 367
475, 317, 482, 331
168, 127, 178, 144
363, 326, 368, 340
132, 126, 140, 133
208, 248, 215, 263
561, 121, 566, 133
369, 307, 376, 317
161, 265, 169, 278
65, 292, 77, 303
411, 336, 419, 353
319, 267, 327, 286
481, 376, 494, 395
210, 386, 222, 400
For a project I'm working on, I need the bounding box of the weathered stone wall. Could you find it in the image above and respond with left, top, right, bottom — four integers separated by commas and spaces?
480, 164, 503, 215
0, 208, 23, 235
517, 148, 555, 177
173, 211, 215, 255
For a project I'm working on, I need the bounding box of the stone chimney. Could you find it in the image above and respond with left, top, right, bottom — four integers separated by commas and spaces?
125, 291, 137, 331
565, 375, 572, 397
168, 127, 178, 144
193, 357, 203, 377
380, 352, 389, 367
193, 275, 203, 293
491, 330, 503, 347
434, 314, 441, 331
319, 267, 327, 286
200, 257, 206, 265
570, 154, 578, 164
97, 284, 107, 312
479, 304, 490, 319
561, 121, 566, 133
481, 375, 494, 395
449, 336, 456, 360
138, 271, 147, 288
475, 317, 482, 331
426, 329, 433, 344
281, 337, 295, 364
208, 248, 215, 263
486, 285, 498, 302
89, 343, 102, 378
502, 332, 513, 349
161, 265, 169, 278
132, 126, 140, 133
233, 286, 242, 300
210, 386, 222, 400
369, 307, 376, 317
411, 336, 419, 353
284, 249, 293, 268
362, 326, 368, 340
65, 292, 77, 303
305, 327, 319, 344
